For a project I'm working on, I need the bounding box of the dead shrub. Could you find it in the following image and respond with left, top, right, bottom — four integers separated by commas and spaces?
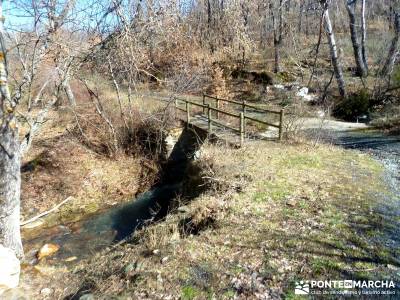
178, 206, 218, 236
71, 104, 174, 161
279, 94, 311, 142
138, 221, 180, 252
210, 65, 231, 99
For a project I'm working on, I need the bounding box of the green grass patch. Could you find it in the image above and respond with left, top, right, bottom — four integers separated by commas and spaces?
280, 154, 322, 169
181, 285, 200, 300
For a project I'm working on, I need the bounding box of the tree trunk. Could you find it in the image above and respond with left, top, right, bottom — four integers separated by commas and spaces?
298, 1, 304, 33
380, 13, 400, 77
274, 39, 282, 73
272, 0, 284, 73
207, 0, 214, 53
389, 4, 394, 30
360, 0, 368, 71
0, 129, 23, 258
63, 78, 76, 107
346, 1, 368, 77
0, 1, 23, 258
322, 3, 346, 97
305, 2, 309, 37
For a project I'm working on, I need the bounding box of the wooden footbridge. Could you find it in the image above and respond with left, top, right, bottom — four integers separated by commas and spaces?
173, 94, 285, 147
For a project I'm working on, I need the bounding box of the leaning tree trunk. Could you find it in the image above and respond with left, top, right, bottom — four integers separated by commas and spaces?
322, 4, 346, 97
0, 2, 23, 258
346, 1, 368, 77
380, 13, 400, 77
63, 78, 76, 107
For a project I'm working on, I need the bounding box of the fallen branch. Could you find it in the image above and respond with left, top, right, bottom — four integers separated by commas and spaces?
21, 196, 73, 226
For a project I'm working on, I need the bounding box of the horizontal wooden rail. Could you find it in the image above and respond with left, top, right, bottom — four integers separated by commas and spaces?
204, 94, 242, 106
244, 115, 280, 128
244, 103, 282, 115
174, 94, 285, 143
175, 97, 207, 109
176, 97, 240, 119
208, 106, 240, 118
175, 106, 187, 112
203, 94, 282, 115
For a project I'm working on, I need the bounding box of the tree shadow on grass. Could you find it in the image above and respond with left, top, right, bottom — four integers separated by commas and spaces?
261, 204, 400, 297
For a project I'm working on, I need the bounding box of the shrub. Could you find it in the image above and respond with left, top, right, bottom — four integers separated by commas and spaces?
71, 104, 174, 161
333, 89, 371, 121
210, 65, 231, 99
391, 65, 400, 88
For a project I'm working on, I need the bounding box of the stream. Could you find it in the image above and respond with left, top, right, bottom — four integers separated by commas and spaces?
23, 127, 400, 269
22, 126, 207, 265
23, 184, 181, 264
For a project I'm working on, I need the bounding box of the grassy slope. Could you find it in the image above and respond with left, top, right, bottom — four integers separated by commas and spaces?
64, 140, 399, 299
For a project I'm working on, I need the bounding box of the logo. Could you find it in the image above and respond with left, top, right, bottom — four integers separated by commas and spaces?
294, 279, 396, 296
344, 280, 353, 289
295, 281, 310, 295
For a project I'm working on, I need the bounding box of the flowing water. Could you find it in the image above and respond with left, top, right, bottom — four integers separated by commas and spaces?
23, 126, 207, 265
23, 184, 181, 264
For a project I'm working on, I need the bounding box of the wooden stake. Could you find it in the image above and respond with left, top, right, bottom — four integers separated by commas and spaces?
216, 97, 220, 119
207, 104, 212, 133
202, 93, 206, 115
279, 109, 284, 141
240, 112, 244, 147
186, 101, 190, 123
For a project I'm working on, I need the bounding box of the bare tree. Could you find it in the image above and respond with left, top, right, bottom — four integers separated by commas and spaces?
360, 0, 368, 71
271, 0, 286, 73
380, 12, 400, 77
0, 0, 78, 257
321, 0, 346, 97
0, 0, 23, 257
346, 0, 368, 77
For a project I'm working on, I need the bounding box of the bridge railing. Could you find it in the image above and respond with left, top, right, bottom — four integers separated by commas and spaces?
174, 95, 285, 145
202, 94, 284, 141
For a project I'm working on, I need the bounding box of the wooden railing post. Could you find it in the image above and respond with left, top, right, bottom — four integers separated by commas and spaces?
242, 100, 246, 133
186, 101, 190, 123
216, 97, 220, 119
202, 94, 206, 115
240, 112, 244, 147
207, 104, 212, 133
279, 109, 284, 141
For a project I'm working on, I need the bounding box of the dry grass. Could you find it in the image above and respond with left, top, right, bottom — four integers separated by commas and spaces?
20, 109, 157, 238
15, 25, 400, 299
370, 105, 400, 135
58, 140, 398, 299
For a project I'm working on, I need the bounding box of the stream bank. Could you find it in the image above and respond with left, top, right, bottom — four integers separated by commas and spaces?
12, 124, 400, 299
21, 126, 208, 265
56, 138, 399, 299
